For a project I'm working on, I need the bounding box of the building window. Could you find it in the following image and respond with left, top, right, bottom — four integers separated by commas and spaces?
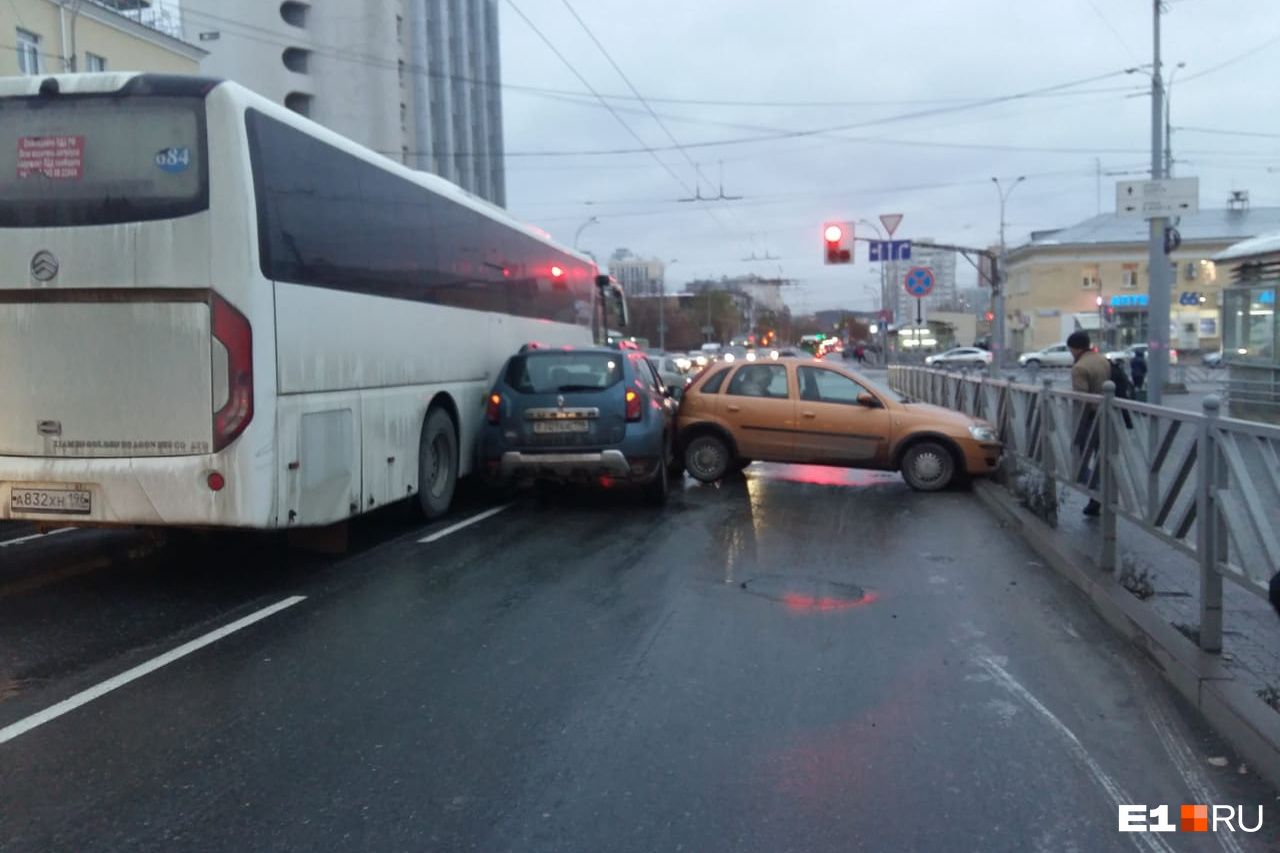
400, 102, 407, 131
1121, 269, 1138, 288
398, 59, 405, 87
284, 92, 313, 117
1222, 286, 1277, 365
16, 29, 41, 76
280, 1, 308, 28
85, 52, 106, 72
1081, 266, 1099, 289
282, 47, 310, 73
396, 14, 403, 39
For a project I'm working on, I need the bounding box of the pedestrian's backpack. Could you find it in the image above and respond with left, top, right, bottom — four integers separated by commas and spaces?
1109, 360, 1133, 399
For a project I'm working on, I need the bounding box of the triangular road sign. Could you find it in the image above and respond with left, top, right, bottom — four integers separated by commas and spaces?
880, 213, 904, 237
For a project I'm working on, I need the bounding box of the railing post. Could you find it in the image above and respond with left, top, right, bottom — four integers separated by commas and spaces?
1100, 381, 1117, 573
1196, 394, 1225, 654
1038, 377, 1059, 518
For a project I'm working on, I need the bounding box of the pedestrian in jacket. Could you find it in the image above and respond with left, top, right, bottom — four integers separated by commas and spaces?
1069, 331, 1109, 516
1130, 350, 1148, 390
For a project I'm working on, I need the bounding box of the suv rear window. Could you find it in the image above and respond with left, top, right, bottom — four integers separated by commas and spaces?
505, 352, 623, 394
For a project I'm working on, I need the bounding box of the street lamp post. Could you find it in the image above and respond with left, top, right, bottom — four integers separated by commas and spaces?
573, 216, 599, 251
659, 259, 677, 353
992, 176, 1026, 374
857, 219, 887, 363
1165, 61, 1186, 177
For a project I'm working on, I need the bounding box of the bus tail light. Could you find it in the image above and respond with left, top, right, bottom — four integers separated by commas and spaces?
486, 393, 502, 424
212, 295, 254, 452
625, 389, 641, 422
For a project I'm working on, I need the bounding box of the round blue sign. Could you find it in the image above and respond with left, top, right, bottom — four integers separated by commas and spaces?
904, 267, 934, 297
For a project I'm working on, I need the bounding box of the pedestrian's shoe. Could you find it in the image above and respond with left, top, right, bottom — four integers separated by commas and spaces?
1083, 499, 1101, 516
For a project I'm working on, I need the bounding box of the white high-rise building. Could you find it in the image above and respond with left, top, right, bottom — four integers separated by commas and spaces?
179, 0, 505, 206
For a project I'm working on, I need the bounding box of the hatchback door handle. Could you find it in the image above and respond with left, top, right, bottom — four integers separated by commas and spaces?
726, 405, 741, 413
802, 411, 817, 419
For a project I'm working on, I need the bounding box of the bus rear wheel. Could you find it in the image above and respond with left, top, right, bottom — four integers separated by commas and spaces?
418, 408, 458, 520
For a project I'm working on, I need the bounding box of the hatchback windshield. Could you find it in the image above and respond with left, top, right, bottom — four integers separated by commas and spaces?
505, 352, 623, 393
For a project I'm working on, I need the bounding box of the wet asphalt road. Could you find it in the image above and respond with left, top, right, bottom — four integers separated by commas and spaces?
1, 469, 1277, 852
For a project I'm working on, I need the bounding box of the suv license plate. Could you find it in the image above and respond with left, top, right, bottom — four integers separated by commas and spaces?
10, 487, 92, 515
532, 420, 590, 434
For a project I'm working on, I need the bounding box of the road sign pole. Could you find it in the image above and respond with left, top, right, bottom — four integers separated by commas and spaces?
1146, 0, 1169, 405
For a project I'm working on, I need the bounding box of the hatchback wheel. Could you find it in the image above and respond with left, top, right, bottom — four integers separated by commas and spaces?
644, 456, 669, 506
901, 441, 955, 492
684, 434, 730, 483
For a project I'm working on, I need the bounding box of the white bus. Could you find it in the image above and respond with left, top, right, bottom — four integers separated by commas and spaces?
0, 73, 626, 530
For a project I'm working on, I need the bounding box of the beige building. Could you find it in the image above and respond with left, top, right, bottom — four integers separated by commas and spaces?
1004, 201, 1280, 356
1, 1, 202, 79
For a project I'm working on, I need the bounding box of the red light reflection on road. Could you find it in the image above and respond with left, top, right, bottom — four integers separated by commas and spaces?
781, 590, 880, 611
763, 465, 899, 488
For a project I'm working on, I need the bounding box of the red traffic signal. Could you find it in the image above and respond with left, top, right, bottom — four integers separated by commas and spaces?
823, 221, 853, 265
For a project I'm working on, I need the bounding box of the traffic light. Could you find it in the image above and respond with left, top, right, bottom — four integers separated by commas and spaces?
823, 222, 853, 264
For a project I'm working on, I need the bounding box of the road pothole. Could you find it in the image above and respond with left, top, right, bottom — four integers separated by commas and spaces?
741, 575, 873, 610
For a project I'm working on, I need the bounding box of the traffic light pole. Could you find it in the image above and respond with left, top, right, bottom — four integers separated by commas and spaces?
1145, 0, 1170, 406
910, 240, 1001, 375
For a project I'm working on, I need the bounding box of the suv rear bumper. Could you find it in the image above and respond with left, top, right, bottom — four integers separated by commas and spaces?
500, 449, 635, 479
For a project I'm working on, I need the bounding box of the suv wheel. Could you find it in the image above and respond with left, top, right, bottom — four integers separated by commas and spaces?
901, 441, 955, 492
644, 456, 669, 506
1023, 359, 1040, 368
685, 434, 730, 483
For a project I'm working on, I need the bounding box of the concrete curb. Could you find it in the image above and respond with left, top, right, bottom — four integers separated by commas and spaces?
973, 479, 1280, 789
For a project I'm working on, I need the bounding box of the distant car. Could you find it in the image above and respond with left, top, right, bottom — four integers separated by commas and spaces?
715, 345, 755, 363
1203, 350, 1223, 368
477, 343, 679, 504
675, 357, 1002, 491
1018, 343, 1075, 368
1106, 344, 1178, 365
652, 354, 690, 392
925, 347, 993, 369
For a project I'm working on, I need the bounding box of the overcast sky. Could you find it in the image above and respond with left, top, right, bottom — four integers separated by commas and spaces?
497, 0, 1280, 313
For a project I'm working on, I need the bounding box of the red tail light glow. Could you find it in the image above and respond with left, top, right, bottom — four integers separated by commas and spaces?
625, 389, 641, 421
212, 295, 253, 452
486, 393, 502, 424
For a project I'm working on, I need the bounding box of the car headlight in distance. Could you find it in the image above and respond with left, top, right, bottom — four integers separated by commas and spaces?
746, 352, 757, 361
770, 350, 779, 359
969, 425, 998, 442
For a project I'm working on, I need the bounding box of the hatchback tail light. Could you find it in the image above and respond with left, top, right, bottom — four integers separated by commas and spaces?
625, 389, 641, 421
486, 393, 502, 424
212, 295, 253, 452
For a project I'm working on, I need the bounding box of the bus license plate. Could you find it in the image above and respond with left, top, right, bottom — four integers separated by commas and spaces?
532, 420, 589, 434
10, 487, 92, 515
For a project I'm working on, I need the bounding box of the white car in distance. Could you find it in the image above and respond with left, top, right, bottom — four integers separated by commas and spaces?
1018, 343, 1076, 368
925, 347, 993, 369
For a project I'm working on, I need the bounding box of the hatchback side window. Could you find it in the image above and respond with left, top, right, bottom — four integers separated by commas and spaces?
726, 364, 789, 398
699, 367, 730, 394
798, 366, 873, 405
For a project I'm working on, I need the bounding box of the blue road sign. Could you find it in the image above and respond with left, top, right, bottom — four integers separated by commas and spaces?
904, 266, 934, 297
869, 240, 912, 262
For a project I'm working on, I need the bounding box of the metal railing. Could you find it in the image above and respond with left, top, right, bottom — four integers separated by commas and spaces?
889, 366, 1280, 653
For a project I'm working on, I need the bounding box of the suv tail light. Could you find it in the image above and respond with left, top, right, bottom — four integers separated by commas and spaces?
486, 393, 502, 424
625, 389, 641, 422
212, 295, 253, 452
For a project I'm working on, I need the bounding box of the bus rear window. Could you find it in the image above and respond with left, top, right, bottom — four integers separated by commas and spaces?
0, 95, 207, 227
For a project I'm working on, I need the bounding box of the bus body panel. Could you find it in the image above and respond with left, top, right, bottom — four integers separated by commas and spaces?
0, 300, 214, 457
0, 73, 609, 530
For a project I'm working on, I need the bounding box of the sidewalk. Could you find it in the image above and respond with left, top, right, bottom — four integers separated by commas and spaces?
1053, 485, 1280, 705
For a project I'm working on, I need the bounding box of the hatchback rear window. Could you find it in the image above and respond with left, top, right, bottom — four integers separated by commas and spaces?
505, 353, 623, 393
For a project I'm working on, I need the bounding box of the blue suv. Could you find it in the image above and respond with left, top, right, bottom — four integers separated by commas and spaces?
477, 343, 679, 504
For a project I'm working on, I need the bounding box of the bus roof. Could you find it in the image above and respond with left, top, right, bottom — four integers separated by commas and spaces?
0, 72, 595, 270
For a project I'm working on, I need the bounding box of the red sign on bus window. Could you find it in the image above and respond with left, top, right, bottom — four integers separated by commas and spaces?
17, 135, 84, 180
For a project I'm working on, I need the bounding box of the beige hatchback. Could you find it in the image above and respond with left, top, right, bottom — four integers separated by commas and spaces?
675, 358, 1001, 490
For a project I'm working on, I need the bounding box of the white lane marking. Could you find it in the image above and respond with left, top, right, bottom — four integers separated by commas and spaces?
1135, 668, 1247, 853
979, 657, 1177, 853
418, 503, 512, 544
0, 595, 306, 746
0, 528, 74, 547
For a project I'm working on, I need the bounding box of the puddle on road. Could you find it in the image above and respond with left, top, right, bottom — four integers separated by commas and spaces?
741, 575, 876, 611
